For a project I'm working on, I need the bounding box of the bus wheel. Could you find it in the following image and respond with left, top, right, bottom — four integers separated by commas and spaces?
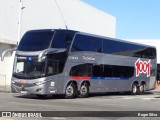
65, 83, 76, 99
138, 83, 145, 94
131, 83, 138, 95
78, 83, 89, 98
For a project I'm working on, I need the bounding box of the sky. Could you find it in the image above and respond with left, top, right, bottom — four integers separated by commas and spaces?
82, 0, 160, 39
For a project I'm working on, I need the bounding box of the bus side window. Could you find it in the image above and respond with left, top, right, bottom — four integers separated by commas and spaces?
69, 64, 92, 76
93, 65, 101, 77
102, 65, 113, 77
47, 60, 60, 76
47, 61, 54, 75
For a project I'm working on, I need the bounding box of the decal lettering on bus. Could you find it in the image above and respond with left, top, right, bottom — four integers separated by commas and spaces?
83, 56, 95, 61
69, 56, 78, 60
135, 58, 150, 77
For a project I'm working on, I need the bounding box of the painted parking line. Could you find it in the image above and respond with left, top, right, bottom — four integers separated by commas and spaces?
0, 118, 12, 120
52, 117, 66, 120
121, 96, 160, 100
142, 97, 157, 100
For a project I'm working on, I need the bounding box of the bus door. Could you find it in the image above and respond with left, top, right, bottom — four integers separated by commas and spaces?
90, 64, 102, 92
100, 65, 118, 92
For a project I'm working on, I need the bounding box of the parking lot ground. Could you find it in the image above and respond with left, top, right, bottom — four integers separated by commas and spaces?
0, 86, 160, 120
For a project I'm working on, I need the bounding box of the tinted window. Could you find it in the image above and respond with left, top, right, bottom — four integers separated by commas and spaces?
93, 65, 102, 76
103, 39, 156, 59
93, 64, 134, 78
47, 51, 67, 61
46, 59, 65, 76
70, 64, 92, 76
103, 40, 144, 55
71, 34, 102, 52
70, 63, 134, 78
111, 65, 134, 78
138, 48, 156, 59
46, 52, 68, 75
71, 34, 156, 59
51, 31, 75, 50
18, 31, 54, 51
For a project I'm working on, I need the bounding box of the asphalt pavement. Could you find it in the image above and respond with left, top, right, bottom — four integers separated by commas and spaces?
0, 86, 160, 120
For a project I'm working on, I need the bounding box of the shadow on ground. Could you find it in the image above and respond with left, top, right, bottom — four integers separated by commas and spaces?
12, 90, 156, 100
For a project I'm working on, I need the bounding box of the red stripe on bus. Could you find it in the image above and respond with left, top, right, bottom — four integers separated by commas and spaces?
71, 76, 91, 80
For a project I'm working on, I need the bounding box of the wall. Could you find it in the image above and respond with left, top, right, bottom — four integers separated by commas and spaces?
0, 43, 15, 91
0, 0, 116, 43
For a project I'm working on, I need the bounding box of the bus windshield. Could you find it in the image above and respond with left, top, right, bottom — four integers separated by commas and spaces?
13, 56, 46, 79
13, 54, 66, 79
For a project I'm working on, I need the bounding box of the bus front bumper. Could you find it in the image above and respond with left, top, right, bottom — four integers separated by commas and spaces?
11, 83, 58, 95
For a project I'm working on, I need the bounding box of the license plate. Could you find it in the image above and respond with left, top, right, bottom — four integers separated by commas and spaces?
20, 91, 27, 94
20, 80, 26, 83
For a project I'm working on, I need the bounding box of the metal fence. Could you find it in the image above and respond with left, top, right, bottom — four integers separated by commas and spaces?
0, 74, 6, 91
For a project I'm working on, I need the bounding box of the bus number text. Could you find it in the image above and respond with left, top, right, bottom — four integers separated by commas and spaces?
135, 58, 150, 77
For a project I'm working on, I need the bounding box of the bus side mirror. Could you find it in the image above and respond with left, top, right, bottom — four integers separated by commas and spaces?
1, 48, 16, 61
38, 48, 66, 62
38, 49, 57, 62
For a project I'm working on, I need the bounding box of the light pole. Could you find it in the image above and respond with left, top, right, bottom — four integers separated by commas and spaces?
18, 0, 25, 43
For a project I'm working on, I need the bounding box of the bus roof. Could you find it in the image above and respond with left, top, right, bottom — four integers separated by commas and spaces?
77, 31, 156, 48
26, 29, 156, 48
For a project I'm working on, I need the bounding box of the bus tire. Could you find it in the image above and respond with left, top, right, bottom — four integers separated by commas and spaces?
65, 83, 76, 99
131, 83, 138, 95
138, 83, 145, 94
78, 83, 89, 98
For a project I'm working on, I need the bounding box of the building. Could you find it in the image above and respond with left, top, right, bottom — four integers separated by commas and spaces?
0, 0, 116, 91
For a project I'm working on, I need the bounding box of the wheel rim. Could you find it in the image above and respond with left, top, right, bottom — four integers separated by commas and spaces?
133, 85, 137, 94
66, 85, 74, 96
139, 84, 144, 92
80, 85, 87, 95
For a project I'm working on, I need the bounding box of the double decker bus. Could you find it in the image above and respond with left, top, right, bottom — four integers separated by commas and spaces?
2, 29, 157, 98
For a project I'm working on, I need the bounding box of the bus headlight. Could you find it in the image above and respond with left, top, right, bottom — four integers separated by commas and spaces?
33, 79, 52, 86
34, 81, 43, 86
12, 81, 15, 84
